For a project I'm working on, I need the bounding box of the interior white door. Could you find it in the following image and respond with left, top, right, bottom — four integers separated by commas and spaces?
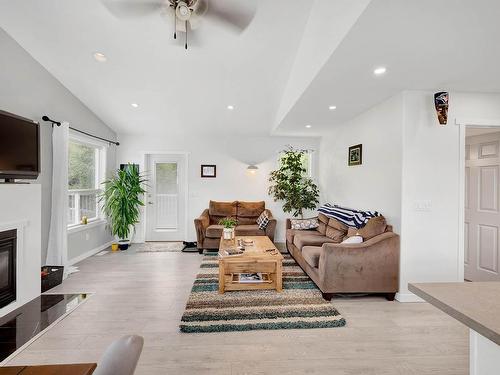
465, 132, 500, 281
146, 154, 186, 241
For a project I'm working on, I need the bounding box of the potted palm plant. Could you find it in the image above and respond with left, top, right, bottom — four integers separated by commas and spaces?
100, 164, 147, 250
219, 217, 237, 240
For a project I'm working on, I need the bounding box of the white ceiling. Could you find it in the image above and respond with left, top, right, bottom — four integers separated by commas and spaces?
1, 0, 500, 137
275, 0, 500, 136
0, 0, 312, 136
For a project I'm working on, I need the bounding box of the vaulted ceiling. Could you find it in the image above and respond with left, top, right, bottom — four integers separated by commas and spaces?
0, 0, 312, 136
1, 0, 500, 137
276, 0, 500, 136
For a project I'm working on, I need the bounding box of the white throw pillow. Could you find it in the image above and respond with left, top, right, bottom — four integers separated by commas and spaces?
341, 235, 363, 244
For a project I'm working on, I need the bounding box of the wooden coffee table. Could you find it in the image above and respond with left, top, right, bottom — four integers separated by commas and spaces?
218, 236, 283, 294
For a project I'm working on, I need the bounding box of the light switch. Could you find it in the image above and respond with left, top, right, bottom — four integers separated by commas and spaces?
414, 200, 432, 211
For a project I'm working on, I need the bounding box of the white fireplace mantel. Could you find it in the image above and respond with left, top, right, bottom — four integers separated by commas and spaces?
0, 184, 41, 318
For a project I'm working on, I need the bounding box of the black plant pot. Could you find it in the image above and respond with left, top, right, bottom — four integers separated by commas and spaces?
118, 240, 129, 250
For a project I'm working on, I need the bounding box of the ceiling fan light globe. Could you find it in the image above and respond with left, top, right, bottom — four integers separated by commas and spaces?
176, 1, 191, 21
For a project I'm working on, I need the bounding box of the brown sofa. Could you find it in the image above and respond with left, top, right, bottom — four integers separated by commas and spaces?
194, 201, 276, 254
286, 213, 399, 300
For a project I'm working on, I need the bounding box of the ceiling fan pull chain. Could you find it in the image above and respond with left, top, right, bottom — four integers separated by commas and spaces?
173, 8, 177, 39
185, 21, 188, 49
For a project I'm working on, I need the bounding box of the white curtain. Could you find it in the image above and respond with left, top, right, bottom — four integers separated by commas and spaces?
46, 122, 69, 265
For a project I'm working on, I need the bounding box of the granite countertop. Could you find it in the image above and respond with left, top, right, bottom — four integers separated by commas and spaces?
409, 282, 500, 345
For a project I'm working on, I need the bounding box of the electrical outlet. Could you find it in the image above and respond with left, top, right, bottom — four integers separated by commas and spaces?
85, 233, 90, 241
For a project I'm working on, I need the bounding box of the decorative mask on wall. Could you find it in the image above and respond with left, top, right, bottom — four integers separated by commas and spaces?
434, 92, 449, 125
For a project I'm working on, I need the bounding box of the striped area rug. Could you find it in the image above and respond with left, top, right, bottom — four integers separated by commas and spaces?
180, 253, 346, 333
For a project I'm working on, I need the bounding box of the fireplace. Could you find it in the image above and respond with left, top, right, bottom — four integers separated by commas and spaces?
0, 229, 16, 309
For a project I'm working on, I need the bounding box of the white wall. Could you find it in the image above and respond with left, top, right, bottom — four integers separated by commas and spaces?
116, 134, 320, 243
67, 224, 113, 265
0, 28, 117, 264
399, 90, 500, 300
0, 185, 41, 317
319, 93, 403, 233
318, 90, 500, 302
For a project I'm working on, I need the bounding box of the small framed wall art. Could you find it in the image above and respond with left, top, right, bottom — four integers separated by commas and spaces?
348, 144, 362, 166
434, 91, 449, 125
201, 164, 217, 178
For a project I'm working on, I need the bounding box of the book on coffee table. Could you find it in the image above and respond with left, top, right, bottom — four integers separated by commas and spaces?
222, 248, 244, 257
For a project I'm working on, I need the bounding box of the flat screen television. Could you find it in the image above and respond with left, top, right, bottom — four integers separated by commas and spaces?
0, 110, 40, 182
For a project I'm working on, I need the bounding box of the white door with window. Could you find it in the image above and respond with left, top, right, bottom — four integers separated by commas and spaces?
146, 154, 187, 241
465, 132, 500, 281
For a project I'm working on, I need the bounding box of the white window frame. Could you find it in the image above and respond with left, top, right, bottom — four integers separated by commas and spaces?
67, 131, 107, 231
304, 151, 313, 178
278, 150, 314, 178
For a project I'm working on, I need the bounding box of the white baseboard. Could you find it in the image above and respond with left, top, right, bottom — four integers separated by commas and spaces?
396, 292, 424, 303
67, 240, 113, 266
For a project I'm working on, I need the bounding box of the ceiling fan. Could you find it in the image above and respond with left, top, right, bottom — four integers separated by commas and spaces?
102, 0, 256, 49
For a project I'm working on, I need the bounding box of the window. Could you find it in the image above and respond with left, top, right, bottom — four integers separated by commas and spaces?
278, 151, 313, 177
301, 152, 313, 177
67, 134, 106, 228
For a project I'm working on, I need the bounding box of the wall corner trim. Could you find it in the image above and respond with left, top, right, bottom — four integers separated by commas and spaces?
455, 117, 500, 126
395, 292, 424, 303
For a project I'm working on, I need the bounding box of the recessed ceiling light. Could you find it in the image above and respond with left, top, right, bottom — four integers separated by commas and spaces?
328, 105, 337, 110
305, 124, 312, 128
131, 103, 139, 108
227, 105, 234, 110
93, 52, 107, 63
373, 66, 387, 76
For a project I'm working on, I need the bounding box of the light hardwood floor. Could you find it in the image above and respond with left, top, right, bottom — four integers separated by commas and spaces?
5, 248, 468, 374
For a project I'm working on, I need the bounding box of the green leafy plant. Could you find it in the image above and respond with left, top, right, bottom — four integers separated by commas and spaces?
268, 147, 320, 218
219, 217, 238, 229
100, 164, 147, 240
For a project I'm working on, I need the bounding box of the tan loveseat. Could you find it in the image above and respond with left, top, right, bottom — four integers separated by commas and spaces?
286, 213, 399, 300
194, 201, 276, 253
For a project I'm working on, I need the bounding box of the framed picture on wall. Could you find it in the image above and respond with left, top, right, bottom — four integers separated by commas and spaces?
201, 164, 216, 178
348, 144, 362, 166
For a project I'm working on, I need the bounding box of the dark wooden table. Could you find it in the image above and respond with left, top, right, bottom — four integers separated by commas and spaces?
0, 363, 96, 375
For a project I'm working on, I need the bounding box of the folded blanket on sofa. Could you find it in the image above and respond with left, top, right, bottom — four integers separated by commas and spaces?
317, 203, 380, 229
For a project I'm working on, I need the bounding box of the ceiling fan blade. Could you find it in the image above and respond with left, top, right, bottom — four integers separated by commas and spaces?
101, 0, 164, 18
192, 0, 208, 17
183, 0, 206, 30
205, 0, 256, 32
